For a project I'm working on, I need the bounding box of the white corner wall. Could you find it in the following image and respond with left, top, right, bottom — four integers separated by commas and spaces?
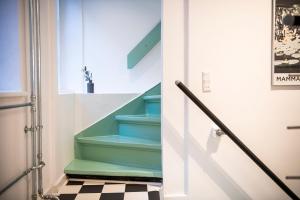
163, 0, 300, 199
59, 0, 161, 93
0, 96, 31, 200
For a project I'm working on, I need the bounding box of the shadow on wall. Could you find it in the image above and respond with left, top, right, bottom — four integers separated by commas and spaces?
163, 118, 251, 199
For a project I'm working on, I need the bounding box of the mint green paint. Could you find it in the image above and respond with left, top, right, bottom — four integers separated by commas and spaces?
65, 159, 162, 178
77, 143, 161, 170
143, 95, 161, 102
118, 119, 161, 141
127, 22, 161, 69
144, 95, 161, 115
115, 115, 161, 125
65, 83, 162, 178
77, 135, 161, 150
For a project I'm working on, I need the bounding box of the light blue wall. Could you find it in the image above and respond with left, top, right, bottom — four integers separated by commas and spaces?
0, 0, 21, 92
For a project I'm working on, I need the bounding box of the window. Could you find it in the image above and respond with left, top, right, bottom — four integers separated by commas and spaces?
0, 0, 23, 92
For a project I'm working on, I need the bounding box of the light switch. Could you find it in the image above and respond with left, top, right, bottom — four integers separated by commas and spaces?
202, 72, 211, 92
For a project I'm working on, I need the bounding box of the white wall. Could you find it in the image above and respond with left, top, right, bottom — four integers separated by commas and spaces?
0, 96, 32, 200
74, 93, 138, 132
163, 0, 300, 199
162, 0, 187, 199
59, 0, 161, 93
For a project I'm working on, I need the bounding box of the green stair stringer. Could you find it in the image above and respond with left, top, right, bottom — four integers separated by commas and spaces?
127, 21, 161, 69
65, 83, 162, 178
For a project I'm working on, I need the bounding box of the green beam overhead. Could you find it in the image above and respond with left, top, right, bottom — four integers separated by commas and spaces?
127, 21, 161, 69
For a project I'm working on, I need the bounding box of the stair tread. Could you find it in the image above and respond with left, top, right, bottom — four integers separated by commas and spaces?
115, 115, 161, 124
143, 95, 161, 101
77, 135, 161, 150
65, 159, 162, 178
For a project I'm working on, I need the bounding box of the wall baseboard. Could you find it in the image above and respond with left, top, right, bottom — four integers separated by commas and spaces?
164, 194, 188, 200
45, 174, 67, 194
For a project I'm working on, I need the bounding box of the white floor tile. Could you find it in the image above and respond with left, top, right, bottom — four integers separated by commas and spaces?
102, 184, 126, 193
59, 185, 82, 194
124, 192, 148, 200
75, 193, 101, 200
147, 185, 160, 191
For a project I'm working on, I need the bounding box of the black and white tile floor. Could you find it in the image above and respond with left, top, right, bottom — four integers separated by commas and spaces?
58, 179, 161, 200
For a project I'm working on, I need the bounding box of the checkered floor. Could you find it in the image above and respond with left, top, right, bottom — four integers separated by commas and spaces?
58, 180, 161, 200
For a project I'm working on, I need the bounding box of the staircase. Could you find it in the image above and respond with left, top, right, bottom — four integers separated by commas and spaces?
65, 83, 162, 179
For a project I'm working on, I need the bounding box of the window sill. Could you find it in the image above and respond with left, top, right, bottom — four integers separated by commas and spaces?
0, 91, 28, 98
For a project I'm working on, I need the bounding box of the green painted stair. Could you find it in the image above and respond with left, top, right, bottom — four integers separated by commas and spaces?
76, 135, 161, 170
65, 83, 162, 178
65, 159, 162, 177
144, 95, 161, 115
116, 115, 161, 141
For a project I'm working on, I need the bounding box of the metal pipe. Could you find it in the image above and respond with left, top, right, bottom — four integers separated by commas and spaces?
0, 168, 33, 196
30, 1, 59, 199
29, 0, 38, 199
0, 162, 46, 196
35, 0, 44, 196
0, 102, 32, 110
175, 80, 299, 200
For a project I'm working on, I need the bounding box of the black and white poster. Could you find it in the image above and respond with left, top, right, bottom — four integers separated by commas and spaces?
273, 0, 300, 85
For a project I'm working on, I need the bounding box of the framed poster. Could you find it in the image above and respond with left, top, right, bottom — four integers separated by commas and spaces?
272, 0, 300, 85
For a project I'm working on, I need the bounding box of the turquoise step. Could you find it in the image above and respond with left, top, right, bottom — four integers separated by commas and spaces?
76, 135, 161, 170
65, 159, 162, 178
144, 95, 161, 115
115, 115, 161, 141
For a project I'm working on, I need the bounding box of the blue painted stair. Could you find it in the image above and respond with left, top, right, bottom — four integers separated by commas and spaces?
65, 83, 161, 178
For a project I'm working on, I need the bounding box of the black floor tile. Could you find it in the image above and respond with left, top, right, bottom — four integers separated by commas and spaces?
66, 181, 84, 185
58, 194, 77, 200
125, 184, 148, 192
148, 191, 160, 200
78, 185, 104, 193
100, 193, 124, 200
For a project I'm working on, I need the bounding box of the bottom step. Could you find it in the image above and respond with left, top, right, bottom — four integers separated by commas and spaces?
65, 159, 162, 178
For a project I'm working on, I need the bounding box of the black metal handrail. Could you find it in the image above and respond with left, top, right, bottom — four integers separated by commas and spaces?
175, 80, 299, 200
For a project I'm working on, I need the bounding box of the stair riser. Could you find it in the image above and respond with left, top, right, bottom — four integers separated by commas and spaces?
118, 123, 161, 141
77, 143, 161, 170
145, 101, 161, 115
